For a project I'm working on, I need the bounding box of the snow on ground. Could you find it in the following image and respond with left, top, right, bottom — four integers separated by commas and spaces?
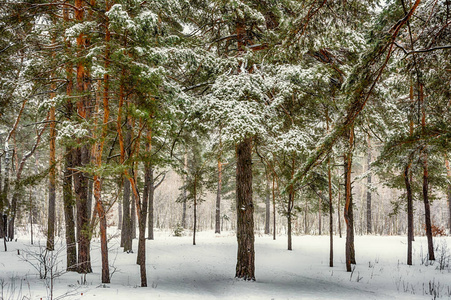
2, 229, 451, 299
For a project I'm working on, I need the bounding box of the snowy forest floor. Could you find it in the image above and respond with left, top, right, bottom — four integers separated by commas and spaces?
2, 229, 451, 300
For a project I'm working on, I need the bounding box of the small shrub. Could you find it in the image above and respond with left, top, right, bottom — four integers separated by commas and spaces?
173, 223, 184, 237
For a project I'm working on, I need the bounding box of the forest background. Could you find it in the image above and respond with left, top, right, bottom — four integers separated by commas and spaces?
0, 0, 450, 288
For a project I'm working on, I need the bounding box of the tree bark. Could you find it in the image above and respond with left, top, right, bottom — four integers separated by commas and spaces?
265, 175, 270, 235
73, 0, 92, 274
7, 193, 17, 241
318, 192, 322, 235
182, 152, 188, 228
420, 83, 434, 261
193, 176, 197, 246
47, 103, 56, 251
215, 159, 222, 234
118, 183, 122, 230
62, 9, 77, 270
344, 128, 356, 272
328, 158, 333, 267
272, 173, 276, 240
137, 134, 150, 286
287, 157, 295, 250
73, 145, 92, 273
147, 165, 154, 240
366, 136, 372, 234
235, 137, 255, 280
445, 158, 451, 233
121, 175, 132, 252
131, 186, 137, 240
63, 147, 77, 271
422, 151, 434, 260
404, 163, 413, 265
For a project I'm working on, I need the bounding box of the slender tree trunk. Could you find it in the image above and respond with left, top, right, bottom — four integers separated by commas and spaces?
147, 165, 154, 240
118, 184, 122, 230
182, 152, 188, 228
265, 175, 270, 235
138, 190, 148, 287
328, 158, 333, 267
29, 188, 33, 245
420, 84, 434, 261
215, 159, 222, 234
288, 157, 295, 250
445, 158, 451, 233
366, 136, 372, 234
287, 202, 292, 251
121, 175, 132, 252
137, 131, 150, 286
47, 104, 56, 251
405, 164, 414, 265
62, 11, 77, 270
235, 137, 255, 280
318, 193, 322, 235
121, 118, 133, 251
73, 146, 92, 273
272, 173, 276, 240
95, 176, 110, 283
87, 180, 93, 221
131, 187, 137, 240
422, 152, 434, 260
74, 0, 92, 274
92, 30, 112, 281
63, 147, 77, 271
193, 177, 197, 246
8, 193, 17, 241
326, 107, 333, 266
344, 127, 356, 272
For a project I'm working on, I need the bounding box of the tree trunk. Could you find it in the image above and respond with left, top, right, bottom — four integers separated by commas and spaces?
318, 192, 322, 235
265, 175, 270, 235
272, 173, 276, 240
328, 158, 333, 268
29, 188, 33, 245
47, 105, 56, 250
422, 151, 434, 260
366, 136, 372, 234
118, 183, 122, 230
287, 204, 292, 251
420, 83, 434, 261
137, 141, 150, 287
193, 177, 197, 246
7, 193, 17, 241
215, 159, 222, 234
235, 137, 255, 281
131, 187, 137, 240
94, 176, 110, 283
121, 175, 132, 252
63, 147, 77, 271
182, 152, 188, 228
404, 164, 413, 265
445, 158, 451, 233
62, 11, 77, 270
74, 0, 92, 274
121, 119, 133, 251
73, 145, 92, 273
87, 179, 93, 221
344, 128, 356, 272
147, 165, 154, 240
